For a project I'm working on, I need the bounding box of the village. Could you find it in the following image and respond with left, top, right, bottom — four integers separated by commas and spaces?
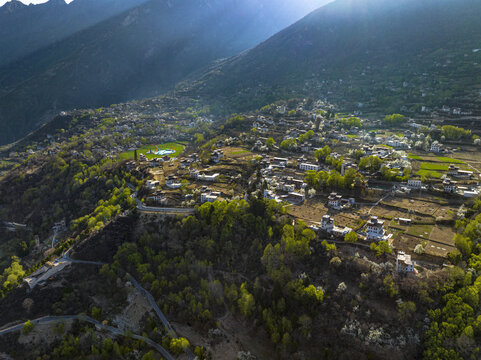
112, 98, 481, 277
2, 95, 481, 277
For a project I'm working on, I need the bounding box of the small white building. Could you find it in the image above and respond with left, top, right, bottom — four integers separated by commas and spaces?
263, 189, 277, 201
272, 157, 288, 168
285, 192, 305, 203
448, 164, 459, 176
443, 178, 457, 193
201, 191, 221, 203
366, 216, 386, 241
166, 176, 182, 189
199, 173, 220, 182
190, 169, 200, 179
301, 143, 312, 153
211, 150, 224, 163
299, 163, 320, 172
328, 193, 342, 209
430, 141, 443, 153
146, 180, 160, 189
320, 215, 334, 233
408, 179, 422, 189
277, 182, 296, 193
396, 252, 415, 273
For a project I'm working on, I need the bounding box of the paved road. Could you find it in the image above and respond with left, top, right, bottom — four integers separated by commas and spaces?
50, 254, 194, 359
129, 275, 195, 360
60, 253, 105, 266
0, 315, 175, 360
137, 204, 195, 214
128, 275, 174, 333
131, 190, 195, 214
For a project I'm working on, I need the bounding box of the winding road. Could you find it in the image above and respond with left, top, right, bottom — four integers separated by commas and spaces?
0, 315, 175, 360
16, 249, 195, 359
129, 184, 195, 214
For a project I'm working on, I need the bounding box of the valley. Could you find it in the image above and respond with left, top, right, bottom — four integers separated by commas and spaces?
1, 0, 481, 359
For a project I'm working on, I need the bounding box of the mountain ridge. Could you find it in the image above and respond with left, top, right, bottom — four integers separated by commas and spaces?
0, 0, 330, 145
188, 0, 481, 114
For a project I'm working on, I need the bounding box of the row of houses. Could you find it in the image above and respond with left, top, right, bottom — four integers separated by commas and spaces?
190, 169, 220, 182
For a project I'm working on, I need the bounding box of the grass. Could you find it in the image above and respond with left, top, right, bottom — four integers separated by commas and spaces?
436, 157, 465, 164
232, 150, 250, 155
420, 162, 449, 171
119, 142, 185, 160
408, 153, 423, 160
417, 169, 442, 178
406, 224, 433, 238
346, 134, 359, 138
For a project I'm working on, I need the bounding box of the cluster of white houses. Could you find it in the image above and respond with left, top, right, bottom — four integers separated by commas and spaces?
211, 149, 224, 163
448, 164, 474, 179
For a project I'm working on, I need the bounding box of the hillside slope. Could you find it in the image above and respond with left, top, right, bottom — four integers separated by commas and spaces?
0, 0, 149, 67
0, 0, 328, 145
190, 0, 481, 114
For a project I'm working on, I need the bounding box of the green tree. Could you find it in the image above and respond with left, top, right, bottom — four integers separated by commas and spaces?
344, 231, 358, 243
383, 275, 397, 298
23, 320, 34, 334
398, 301, 416, 323
266, 137, 275, 148
170, 337, 190, 355
238, 282, 255, 316
383, 114, 406, 127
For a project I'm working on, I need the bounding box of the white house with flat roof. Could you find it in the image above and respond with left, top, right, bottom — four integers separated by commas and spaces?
408, 179, 422, 189
299, 163, 320, 172
366, 216, 388, 241
321, 215, 334, 233
396, 252, 415, 273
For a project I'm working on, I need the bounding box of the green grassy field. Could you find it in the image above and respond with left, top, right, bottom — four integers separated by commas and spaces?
232, 150, 250, 155
436, 157, 465, 164
416, 169, 442, 178
408, 153, 423, 160
420, 163, 449, 171
119, 142, 185, 160
406, 224, 433, 238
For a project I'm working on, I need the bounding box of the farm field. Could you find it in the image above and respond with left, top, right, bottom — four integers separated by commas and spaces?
223, 147, 254, 159
416, 169, 442, 178
419, 162, 449, 171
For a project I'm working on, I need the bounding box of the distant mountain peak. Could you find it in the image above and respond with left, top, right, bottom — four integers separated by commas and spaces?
0, 0, 27, 14
46, 0, 67, 7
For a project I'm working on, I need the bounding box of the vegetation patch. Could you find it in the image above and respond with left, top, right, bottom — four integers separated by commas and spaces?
419, 163, 449, 171
232, 150, 250, 155
416, 169, 442, 178
408, 153, 423, 160
406, 224, 433, 238
435, 157, 465, 164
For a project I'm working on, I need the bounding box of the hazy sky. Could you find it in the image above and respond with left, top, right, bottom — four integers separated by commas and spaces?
0, 0, 73, 5
0, 0, 327, 8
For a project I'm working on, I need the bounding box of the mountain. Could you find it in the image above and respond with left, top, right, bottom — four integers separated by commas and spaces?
0, 0, 150, 67
0, 0, 329, 145
190, 0, 481, 114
